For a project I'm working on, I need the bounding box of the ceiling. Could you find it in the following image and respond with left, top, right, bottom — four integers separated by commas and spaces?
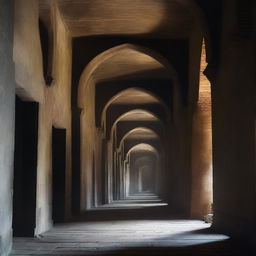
56, 0, 194, 38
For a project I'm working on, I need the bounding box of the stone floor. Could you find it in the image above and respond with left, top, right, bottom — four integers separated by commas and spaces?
11, 203, 242, 256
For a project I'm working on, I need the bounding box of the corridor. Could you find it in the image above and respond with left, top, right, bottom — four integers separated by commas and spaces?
0, 1, 255, 256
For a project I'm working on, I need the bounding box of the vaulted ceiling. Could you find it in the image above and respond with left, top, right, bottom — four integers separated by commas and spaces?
55, 0, 194, 38
92, 48, 170, 82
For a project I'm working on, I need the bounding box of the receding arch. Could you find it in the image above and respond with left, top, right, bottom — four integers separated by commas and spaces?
113, 108, 162, 126
109, 109, 165, 142
101, 87, 168, 123
101, 87, 168, 130
126, 143, 160, 159
124, 145, 160, 198
118, 127, 161, 150
78, 43, 180, 108
112, 109, 163, 128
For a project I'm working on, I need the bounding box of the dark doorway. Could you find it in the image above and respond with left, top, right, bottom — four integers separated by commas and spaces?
52, 127, 66, 223
12, 96, 39, 237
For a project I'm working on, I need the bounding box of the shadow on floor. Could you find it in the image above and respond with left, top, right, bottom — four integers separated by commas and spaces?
19, 241, 240, 256
73, 205, 186, 222
83, 241, 238, 256
11, 204, 248, 256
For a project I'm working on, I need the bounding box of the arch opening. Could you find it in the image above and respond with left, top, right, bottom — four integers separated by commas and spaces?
190, 39, 213, 222
77, 44, 173, 210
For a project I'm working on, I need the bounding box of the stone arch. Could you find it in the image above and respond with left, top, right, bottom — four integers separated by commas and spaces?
125, 143, 160, 158
118, 127, 161, 150
77, 43, 180, 108
116, 123, 165, 148
101, 87, 169, 129
112, 109, 164, 129
101, 87, 168, 126
124, 144, 160, 197
109, 109, 166, 141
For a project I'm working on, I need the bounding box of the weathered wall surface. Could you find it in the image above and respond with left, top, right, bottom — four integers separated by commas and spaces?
80, 76, 105, 210
212, 0, 256, 244
80, 80, 97, 210
13, 0, 44, 102
0, 1, 15, 255
36, 5, 72, 235
13, 0, 72, 235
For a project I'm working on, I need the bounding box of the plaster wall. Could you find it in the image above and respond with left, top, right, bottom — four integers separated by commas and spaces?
80, 79, 102, 210
0, 2, 15, 255
212, 0, 256, 242
13, 0, 44, 102
36, 5, 72, 234
13, 1, 72, 235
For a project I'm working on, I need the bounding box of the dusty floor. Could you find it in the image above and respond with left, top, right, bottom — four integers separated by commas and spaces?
11, 203, 241, 256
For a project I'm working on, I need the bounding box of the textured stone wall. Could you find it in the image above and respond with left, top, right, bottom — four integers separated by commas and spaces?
0, 1, 15, 255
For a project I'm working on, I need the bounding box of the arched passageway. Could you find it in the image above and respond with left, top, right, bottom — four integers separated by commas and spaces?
2, 1, 255, 256
76, 43, 174, 210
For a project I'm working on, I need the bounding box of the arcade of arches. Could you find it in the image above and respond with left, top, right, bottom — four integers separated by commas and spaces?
0, 0, 255, 255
